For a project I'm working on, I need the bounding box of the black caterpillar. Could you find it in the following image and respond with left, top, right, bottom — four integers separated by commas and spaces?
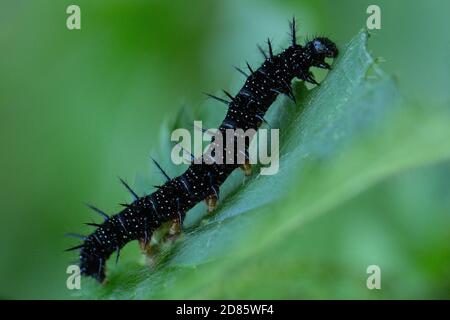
67, 18, 338, 282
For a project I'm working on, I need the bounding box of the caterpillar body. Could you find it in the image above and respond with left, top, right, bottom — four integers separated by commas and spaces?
67, 18, 338, 282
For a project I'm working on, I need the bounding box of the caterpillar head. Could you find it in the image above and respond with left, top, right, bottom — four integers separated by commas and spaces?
290, 37, 338, 83
307, 37, 339, 59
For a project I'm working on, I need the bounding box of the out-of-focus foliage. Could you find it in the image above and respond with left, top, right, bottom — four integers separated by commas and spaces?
0, 0, 449, 299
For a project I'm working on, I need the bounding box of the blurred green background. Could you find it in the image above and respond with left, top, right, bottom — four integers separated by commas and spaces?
0, 0, 449, 299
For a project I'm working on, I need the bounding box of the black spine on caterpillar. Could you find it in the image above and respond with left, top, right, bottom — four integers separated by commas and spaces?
67, 18, 338, 282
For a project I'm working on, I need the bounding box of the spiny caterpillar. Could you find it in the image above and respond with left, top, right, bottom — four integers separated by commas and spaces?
66, 18, 338, 282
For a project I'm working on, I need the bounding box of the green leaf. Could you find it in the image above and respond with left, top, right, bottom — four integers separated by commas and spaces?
77, 31, 450, 299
